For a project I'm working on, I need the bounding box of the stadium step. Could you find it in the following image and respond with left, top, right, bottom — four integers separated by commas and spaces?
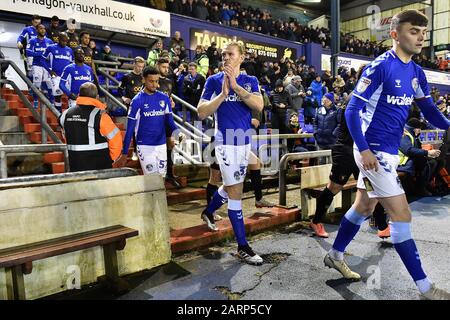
0, 116, 22, 133
43, 152, 64, 164
166, 187, 206, 206
0, 132, 31, 145
170, 206, 301, 254
4, 152, 50, 177
51, 162, 65, 174
23, 122, 60, 133
27, 131, 64, 144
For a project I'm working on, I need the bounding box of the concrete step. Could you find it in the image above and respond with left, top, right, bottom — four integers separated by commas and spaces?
0, 100, 12, 116
5, 152, 50, 177
0, 116, 22, 133
166, 187, 205, 205
0, 132, 31, 144
170, 207, 301, 254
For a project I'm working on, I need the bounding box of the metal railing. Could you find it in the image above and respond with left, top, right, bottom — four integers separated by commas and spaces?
172, 93, 214, 123
278, 150, 332, 206
0, 59, 62, 144
0, 167, 137, 190
0, 144, 69, 179
421, 130, 446, 144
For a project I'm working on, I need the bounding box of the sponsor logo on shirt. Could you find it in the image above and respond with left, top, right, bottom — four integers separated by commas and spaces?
225, 94, 242, 102
54, 54, 72, 61
143, 110, 165, 117
73, 75, 91, 81
387, 94, 414, 106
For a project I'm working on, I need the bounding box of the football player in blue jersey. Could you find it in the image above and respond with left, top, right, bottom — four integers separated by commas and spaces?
59, 48, 94, 108
197, 41, 264, 265
43, 33, 73, 112
17, 15, 41, 80
324, 9, 450, 300
26, 24, 54, 108
117, 66, 184, 177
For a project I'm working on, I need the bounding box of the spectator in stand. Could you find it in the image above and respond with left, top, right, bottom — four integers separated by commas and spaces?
206, 42, 221, 71
174, 62, 189, 102
166, 0, 183, 14
183, 62, 205, 121
183, 62, 206, 115
303, 88, 318, 124
150, 0, 166, 10
168, 45, 182, 70
270, 79, 292, 137
310, 74, 327, 106
194, 0, 210, 20
169, 31, 186, 57
314, 92, 338, 161
285, 76, 305, 115
398, 118, 441, 197
208, 3, 221, 23
321, 69, 333, 92
100, 45, 118, 63
147, 38, 163, 67
183, 0, 195, 17
344, 75, 356, 94
220, 3, 235, 26
332, 75, 346, 95
193, 45, 209, 78
88, 40, 101, 61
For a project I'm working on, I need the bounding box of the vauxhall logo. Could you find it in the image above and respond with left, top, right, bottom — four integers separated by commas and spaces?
387, 94, 414, 106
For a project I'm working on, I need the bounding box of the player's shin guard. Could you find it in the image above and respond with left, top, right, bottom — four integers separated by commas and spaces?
313, 187, 335, 224
250, 169, 263, 201
228, 199, 248, 246
205, 186, 228, 215
330, 207, 366, 260
206, 183, 219, 205
391, 221, 431, 293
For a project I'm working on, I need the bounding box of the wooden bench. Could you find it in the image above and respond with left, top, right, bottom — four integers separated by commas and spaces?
0, 225, 138, 300
300, 164, 358, 220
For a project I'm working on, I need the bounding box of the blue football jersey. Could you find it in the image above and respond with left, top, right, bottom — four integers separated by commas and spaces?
350, 49, 431, 154
200, 72, 260, 145
125, 90, 178, 148
26, 37, 54, 68
43, 44, 73, 76
17, 26, 37, 44
60, 63, 94, 95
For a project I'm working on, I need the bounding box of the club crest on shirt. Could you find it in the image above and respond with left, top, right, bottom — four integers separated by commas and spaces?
244, 83, 252, 93
356, 77, 371, 93
234, 171, 241, 181
159, 100, 165, 108
146, 164, 153, 172
412, 78, 419, 91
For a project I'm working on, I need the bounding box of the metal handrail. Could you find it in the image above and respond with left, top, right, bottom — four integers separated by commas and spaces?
0, 59, 62, 144
173, 114, 210, 143
0, 144, 69, 179
97, 85, 128, 112
253, 133, 314, 140
172, 93, 214, 122
97, 68, 121, 85
93, 60, 121, 67
278, 150, 332, 206
0, 167, 137, 190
